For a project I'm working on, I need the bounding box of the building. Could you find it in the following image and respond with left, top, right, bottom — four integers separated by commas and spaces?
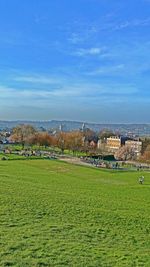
125, 140, 142, 158
106, 136, 131, 153
106, 136, 121, 152
83, 135, 99, 148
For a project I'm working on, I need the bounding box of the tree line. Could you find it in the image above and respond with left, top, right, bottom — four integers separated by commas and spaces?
10, 124, 96, 155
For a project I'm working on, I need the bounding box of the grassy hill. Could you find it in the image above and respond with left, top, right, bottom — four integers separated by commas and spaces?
0, 160, 149, 266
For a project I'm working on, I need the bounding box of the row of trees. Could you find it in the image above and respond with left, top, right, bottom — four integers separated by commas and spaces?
10, 124, 94, 154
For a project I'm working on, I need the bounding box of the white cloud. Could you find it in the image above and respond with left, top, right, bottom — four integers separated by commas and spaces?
87, 64, 125, 75
67, 21, 99, 45
114, 18, 150, 30
73, 47, 106, 57
67, 17, 150, 47
0, 80, 138, 102
14, 75, 61, 84
68, 33, 84, 44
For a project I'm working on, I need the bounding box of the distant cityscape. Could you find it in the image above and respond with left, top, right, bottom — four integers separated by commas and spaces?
0, 120, 150, 137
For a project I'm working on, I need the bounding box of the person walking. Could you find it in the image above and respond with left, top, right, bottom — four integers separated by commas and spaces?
139, 175, 144, 184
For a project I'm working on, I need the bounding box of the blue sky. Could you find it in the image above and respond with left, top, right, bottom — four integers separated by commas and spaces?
0, 0, 150, 123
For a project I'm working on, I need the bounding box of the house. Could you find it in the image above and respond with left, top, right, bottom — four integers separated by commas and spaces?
84, 135, 99, 148
106, 136, 131, 152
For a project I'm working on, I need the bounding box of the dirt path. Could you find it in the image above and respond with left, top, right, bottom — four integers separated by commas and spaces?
59, 156, 95, 167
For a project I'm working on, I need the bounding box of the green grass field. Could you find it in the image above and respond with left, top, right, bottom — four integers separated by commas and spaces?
0, 160, 150, 266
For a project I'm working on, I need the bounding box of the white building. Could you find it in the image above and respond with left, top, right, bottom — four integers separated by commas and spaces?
125, 140, 142, 158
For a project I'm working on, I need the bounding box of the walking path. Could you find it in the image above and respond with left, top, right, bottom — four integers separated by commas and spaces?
59, 156, 95, 167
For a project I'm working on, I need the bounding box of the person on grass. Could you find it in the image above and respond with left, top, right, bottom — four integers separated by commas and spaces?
139, 176, 144, 184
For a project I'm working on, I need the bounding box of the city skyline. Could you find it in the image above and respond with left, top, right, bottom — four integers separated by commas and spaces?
0, 0, 150, 123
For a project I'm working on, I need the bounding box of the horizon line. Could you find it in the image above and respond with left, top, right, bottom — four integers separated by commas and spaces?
0, 119, 150, 125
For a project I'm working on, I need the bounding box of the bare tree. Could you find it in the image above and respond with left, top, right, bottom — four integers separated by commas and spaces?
140, 144, 150, 162
114, 145, 135, 161
56, 132, 68, 154
66, 131, 83, 155
11, 124, 36, 149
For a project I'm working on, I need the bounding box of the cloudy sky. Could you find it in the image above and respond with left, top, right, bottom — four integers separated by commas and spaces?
0, 0, 150, 123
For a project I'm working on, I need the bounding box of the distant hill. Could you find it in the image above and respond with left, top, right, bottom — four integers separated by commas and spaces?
0, 120, 150, 136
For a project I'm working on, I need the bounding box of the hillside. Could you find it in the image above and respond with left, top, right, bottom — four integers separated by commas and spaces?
0, 160, 149, 266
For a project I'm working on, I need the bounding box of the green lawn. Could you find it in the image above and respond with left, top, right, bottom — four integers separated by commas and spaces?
0, 160, 149, 266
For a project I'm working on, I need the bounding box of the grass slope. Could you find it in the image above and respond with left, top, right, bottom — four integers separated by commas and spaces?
0, 160, 150, 266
